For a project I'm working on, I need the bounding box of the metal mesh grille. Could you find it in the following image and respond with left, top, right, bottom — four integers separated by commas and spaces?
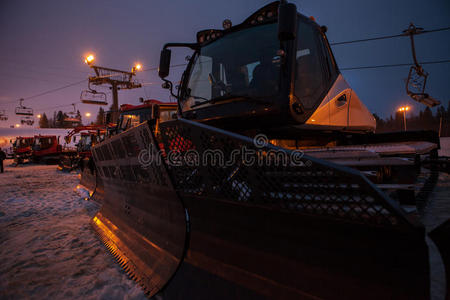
102, 166, 110, 178
100, 144, 112, 161
93, 122, 171, 187
122, 133, 140, 158
111, 139, 126, 159
160, 119, 415, 228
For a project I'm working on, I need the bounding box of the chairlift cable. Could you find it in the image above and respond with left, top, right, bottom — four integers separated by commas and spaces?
330, 26, 450, 46
341, 59, 450, 71
1, 56, 449, 110
1, 79, 87, 105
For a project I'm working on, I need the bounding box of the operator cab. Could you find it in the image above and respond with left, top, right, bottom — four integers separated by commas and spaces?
33, 136, 57, 151
116, 99, 178, 134
159, 1, 375, 137
77, 133, 96, 153
13, 137, 34, 152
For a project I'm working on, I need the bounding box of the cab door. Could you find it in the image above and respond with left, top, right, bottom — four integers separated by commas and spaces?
329, 89, 350, 128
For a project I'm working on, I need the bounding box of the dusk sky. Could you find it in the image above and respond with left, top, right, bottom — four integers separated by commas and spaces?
0, 0, 449, 127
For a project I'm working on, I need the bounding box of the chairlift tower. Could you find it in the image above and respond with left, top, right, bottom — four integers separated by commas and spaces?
85, 55, 142, 124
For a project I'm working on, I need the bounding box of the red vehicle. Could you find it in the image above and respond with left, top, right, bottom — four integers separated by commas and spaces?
32, 135, 63, 164
12, 136, 34, 164
58, 125, 106, 172
116, 99, 177, 134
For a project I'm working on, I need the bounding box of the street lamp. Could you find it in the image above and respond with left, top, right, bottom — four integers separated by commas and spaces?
37, 114, 42, 119
85, 112, 91, 117
397, 106, 410, 131
131, 63, 142, 73
84, 54, 95, 65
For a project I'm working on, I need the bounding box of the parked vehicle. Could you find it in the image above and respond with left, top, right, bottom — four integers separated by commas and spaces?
80, 99, 177, 204
32, 135, 63, 164
90, 2, 449, 299
12, 136, 34, 164
58, 125, 106, 172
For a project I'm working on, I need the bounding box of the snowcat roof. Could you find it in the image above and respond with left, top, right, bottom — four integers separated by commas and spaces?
120, 99, 177, 113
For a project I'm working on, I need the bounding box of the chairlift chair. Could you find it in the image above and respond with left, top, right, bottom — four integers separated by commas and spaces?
80, 82, 108, 105
64, 104, 82, 123
20, 116, 34, 126
404, 23, 440, 107
0, 110, 8, 121
15, 99, 34, 116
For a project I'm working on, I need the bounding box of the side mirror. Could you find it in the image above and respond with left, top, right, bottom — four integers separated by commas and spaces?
162, 82, 171, 89
158, 49, 172, 78
278, 2, 297, 41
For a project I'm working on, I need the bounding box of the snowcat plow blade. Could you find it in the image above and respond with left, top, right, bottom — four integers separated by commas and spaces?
78, 157, 104, 203
429, 220, 450, 300
90, 122, 186, 297
155, 118, 438, 300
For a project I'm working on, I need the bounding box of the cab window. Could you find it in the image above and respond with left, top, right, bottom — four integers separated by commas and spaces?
294, 18, 328, 109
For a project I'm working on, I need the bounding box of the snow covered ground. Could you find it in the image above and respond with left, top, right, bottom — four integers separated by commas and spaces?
0, 161, 147, 300
0, 138, 449, 299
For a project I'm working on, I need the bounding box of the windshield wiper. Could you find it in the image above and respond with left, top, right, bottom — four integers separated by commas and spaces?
190, 94, 270, 109
190, 94, 209, 101
185, 88, 209, 102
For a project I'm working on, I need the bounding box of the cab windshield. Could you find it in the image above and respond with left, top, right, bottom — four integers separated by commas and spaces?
78, 135, 92, 152
18, 139, 31, 147
33, 137, 52, 149
294, 18, 335, 109
183, 23, 280, 111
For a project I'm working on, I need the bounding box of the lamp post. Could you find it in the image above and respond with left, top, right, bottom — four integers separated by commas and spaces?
397, 106, 410, 131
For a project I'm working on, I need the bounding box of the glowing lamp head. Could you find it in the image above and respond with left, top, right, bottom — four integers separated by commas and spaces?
132, 63, 142, 73
37, 114, 41, 119
15, 124, 20, 128
84, 54, 95, 65
85, 112, 91, 117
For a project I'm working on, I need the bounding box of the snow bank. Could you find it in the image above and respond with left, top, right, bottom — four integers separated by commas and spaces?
0, 161, 147, 300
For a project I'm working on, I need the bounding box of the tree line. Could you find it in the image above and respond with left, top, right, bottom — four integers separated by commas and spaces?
374, 100, 450, 136
38, 101, 450, 136
39, 107, 105, 128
